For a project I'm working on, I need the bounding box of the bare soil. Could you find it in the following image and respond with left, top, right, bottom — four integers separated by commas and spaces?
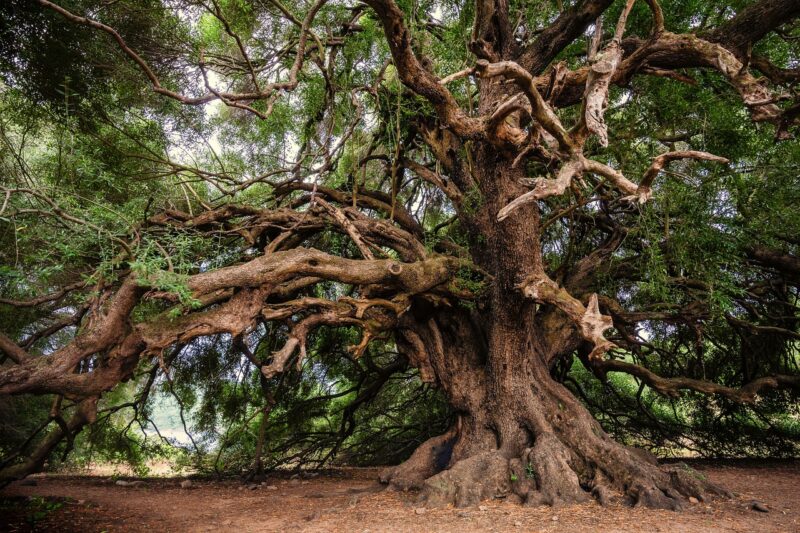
1, 460, 798, 532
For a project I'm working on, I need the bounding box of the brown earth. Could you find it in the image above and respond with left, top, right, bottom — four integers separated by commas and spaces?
1, 460, 798, 532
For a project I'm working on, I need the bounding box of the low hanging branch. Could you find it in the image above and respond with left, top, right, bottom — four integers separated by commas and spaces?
0, 248, 466, 397
589, 357, 800, 403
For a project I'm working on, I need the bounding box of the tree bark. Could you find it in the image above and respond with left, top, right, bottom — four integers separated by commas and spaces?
382, 308, 730, 509
379, 80, 729, 509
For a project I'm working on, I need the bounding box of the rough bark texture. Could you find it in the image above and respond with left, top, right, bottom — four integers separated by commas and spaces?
382, 305, 733, 509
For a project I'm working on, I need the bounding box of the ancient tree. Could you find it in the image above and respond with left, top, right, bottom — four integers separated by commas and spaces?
1, 0, 799, 509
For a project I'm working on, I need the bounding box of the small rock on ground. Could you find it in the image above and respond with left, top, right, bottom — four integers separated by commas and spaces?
180, 480, 193, 489
414, 507, 426, 515
750, 501, 769, 513
115, 480, 145, 487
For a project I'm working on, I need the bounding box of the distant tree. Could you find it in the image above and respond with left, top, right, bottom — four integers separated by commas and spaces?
1, 0, 799, 509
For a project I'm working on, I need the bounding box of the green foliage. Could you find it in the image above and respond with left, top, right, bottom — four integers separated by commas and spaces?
566, 357, 800, 458
0, 0, 797, 477
171, 333, 451, 475
525, 462, 535, 480
23, 496, 63, 526
0, 395, 53, 458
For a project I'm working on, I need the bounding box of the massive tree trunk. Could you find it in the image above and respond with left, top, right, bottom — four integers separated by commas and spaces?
382, 306, 728, 509
380, 101, 728, 509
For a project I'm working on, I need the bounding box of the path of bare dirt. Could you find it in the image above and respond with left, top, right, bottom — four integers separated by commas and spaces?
1, 460, 798, 532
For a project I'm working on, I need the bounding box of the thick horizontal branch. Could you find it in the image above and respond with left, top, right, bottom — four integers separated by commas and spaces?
591, 358, 800, 404
184, 248, 456, 297
746, 245, 800, 280
0, 248, 464, 396
0, 333, 30, 364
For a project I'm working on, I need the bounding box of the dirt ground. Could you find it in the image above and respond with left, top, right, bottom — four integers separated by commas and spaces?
1, 460, 798, 532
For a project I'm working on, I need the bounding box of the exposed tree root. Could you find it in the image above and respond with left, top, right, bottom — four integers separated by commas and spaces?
379, 429, 456, 491
381, 427, 731, 511
419, 451, 511, 507
519, 433, 589, 506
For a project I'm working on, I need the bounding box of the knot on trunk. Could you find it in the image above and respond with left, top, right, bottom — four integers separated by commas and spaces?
387, 262, 403, 275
